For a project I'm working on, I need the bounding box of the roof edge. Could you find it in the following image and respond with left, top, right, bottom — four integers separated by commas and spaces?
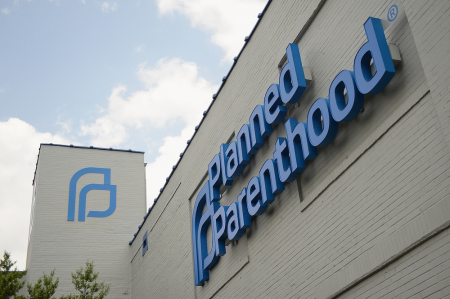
128, 0, 274, 246
33, 143, 144, 185
40, 143, 145, 154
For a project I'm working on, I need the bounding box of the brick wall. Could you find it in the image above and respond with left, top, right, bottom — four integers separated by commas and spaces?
129, 1, 450, 298
26, 145, 145, 298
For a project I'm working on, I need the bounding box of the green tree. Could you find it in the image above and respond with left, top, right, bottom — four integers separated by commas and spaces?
0, 251, 27, 299
60, 261, 110, 299
25, 270, 59, 299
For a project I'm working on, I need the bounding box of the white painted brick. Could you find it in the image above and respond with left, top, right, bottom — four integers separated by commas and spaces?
25, 145, 145, 298
128, 1, 450, 298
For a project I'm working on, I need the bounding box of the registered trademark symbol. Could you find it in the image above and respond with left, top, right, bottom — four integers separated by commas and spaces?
387, 4, 398, 22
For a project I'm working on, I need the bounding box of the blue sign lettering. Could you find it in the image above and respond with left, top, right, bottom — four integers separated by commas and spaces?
192, 17, 396, 286
354, 17, 395, 95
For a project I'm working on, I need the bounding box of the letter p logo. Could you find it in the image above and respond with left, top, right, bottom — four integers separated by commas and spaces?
68, 167, 117, 222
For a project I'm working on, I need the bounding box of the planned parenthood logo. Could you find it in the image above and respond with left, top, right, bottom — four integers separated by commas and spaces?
192, 16, 397, 286
67, 167, 117, 221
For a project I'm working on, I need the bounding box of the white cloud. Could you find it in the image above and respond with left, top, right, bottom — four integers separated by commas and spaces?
81, 58, 217, 146
0, 118, 71, 270
145, 126, 192, 204
156, 0, 266, 62
56, 117, 72, 134
80, 58, 218, 204
135, 45, 142, 52
2, 7, 11, 15
101, 1, 117, 13
80, 92, 129, 146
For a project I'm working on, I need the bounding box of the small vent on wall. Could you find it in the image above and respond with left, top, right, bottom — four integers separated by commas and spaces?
142, 231, 148, 256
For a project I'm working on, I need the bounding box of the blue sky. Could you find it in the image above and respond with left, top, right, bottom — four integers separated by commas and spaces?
1, 0, 225, 138
0, 0, 267, 270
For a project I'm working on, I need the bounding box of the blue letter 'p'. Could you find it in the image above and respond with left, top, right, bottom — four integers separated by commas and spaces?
192, 181, 220, 286
68, 167, 116, 222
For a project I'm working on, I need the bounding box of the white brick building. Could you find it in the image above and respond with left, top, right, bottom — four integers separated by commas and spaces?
24, 1, 450, 298
25, 144, 145, 297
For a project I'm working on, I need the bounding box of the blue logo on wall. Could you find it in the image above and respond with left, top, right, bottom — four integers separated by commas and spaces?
192, 17, 396, 286
68, 167, 117, 221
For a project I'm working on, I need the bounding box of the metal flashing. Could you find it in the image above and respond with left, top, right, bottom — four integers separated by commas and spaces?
32, 143, 144, 186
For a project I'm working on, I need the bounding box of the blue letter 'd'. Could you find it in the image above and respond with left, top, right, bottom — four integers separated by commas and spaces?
353, 17, 395, 95
279, 44, 307, 104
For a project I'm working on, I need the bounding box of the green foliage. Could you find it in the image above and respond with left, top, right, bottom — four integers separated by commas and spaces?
60, 261, 110, 299
25, 270, 59, 299
0, 251, 27, 299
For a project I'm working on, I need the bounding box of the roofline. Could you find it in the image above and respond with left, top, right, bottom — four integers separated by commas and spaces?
128, 0, 273, 246
40, 143, 145, 154
32, 143, 144, 185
